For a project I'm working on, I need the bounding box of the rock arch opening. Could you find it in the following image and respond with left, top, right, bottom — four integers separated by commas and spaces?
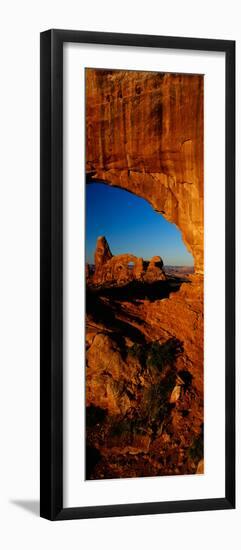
85, 68, 204, 482
86, 182, 194, 284
86, 68, 203, 274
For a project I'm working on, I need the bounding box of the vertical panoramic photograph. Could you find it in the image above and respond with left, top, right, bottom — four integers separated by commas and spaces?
85, 68, 204, 480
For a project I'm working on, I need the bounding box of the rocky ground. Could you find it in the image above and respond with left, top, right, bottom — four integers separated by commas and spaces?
85, 68, 204, 480
86, 273, 204, 480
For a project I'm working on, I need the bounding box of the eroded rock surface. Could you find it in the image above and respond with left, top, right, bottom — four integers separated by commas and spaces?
86, 273, 204, 479
86, 70, 204, 272
89, 236, 166, 286
85, 69, 204, 480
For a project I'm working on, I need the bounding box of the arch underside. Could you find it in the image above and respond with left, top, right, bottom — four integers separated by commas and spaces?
86, 70, 204, 273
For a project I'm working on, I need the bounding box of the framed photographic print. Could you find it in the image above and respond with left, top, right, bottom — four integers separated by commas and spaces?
40, 29, 235, 520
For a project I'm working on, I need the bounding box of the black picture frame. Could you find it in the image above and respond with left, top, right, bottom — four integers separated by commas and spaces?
40, 29, 235, 521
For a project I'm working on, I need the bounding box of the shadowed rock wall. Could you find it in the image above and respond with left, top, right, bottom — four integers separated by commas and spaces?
86, 69, 204, 273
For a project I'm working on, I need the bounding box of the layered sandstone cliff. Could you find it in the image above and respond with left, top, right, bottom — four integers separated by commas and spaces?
86, 69, 204, 273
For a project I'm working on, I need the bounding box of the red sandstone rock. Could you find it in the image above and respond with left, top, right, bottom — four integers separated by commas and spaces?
94, 236, 112, 282
92, 236, 165, 285
145, 255, 165, 282
85, 69, 204, 479
86, 69, 204, 273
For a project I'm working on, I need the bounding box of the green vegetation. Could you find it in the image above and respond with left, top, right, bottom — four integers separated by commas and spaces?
110, 419, 133, 437
129, 338, 183, 373
141, 383, 168, 424
127, 338, 184, 429
109, 338, 186, 444
147, 338, 183, 370
110, 417, 147, 438
128, 342, 146, 366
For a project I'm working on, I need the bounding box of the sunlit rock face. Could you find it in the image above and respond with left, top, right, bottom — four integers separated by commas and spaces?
85, 275, 204, 478
94, 236, 113, 283
86, 70, 203, 273
90, 236, 166, 286
85, 69, 204, 480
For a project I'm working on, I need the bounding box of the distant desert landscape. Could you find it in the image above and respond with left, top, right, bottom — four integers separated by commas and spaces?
85, 68, 204, 480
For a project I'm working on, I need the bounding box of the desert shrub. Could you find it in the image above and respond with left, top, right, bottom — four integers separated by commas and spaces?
110, 415, 152, 438
146, 343, 165, 372
141, 384, 161, 423
128, 343, 147, 366
141, 378, 174, 425
86, 405, 107, 428
110, 419, 133, 437
161, 369, 177, 399
147, 338, 183, 372
188, 431, 204, 462
129, 338, 183, 374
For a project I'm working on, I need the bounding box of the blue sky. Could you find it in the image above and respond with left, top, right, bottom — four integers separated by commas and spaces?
86, 183, 193, 266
